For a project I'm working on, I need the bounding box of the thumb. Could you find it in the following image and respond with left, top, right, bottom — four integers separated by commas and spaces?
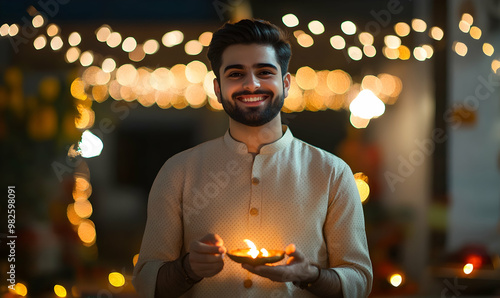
285, 244, 306, 264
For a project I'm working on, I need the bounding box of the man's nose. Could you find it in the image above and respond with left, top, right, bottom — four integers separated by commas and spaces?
243, 73, 260, 91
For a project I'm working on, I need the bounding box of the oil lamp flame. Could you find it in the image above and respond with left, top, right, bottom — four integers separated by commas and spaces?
243, 239, 259, 259
260, 248, 269, 257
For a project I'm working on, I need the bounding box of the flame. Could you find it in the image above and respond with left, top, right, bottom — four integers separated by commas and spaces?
244, 239, 259, 259
260, 248, 269, 257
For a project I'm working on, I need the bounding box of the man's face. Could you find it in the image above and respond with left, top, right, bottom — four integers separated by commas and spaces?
214, 44, 291, 127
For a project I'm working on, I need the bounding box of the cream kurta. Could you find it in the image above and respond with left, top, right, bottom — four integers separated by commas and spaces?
133, 126, 372, 297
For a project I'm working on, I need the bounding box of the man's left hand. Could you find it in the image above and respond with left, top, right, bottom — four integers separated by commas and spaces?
241, 244, 319, 283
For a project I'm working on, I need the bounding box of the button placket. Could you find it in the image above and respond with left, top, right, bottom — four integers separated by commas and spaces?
249, 155, 262, 226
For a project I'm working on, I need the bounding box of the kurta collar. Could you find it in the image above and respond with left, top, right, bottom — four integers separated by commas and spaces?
223, 125, 293, 155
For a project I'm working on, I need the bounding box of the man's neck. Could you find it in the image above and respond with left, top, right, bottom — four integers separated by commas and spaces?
228, 116, 283, 154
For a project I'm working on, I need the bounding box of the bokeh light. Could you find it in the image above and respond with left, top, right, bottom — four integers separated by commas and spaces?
411, 18, 427, 32
482, 43, 494, 56
282, 13, 299, 27
297, 33, 314, 48
430, 26, 444, 40
341, 21, 356, 35
185, 40, 203, 55
394, 22, 410, 37
453, 41, 468, 57
109, 272, 126, 287
54, 285, 67, 297
330, 35, 345, 50
389, 274, 403, 287
308, 20, 325, 35
348, 46, 363, 61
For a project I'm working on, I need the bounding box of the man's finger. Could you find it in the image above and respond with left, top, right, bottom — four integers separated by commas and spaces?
191, 241, 226, 254
200, 233, 224, 246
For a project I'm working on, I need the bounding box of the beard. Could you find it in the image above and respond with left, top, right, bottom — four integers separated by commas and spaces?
219, 87, 285, 127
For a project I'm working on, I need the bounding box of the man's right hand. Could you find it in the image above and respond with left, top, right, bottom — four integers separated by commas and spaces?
187, 233, 226, 278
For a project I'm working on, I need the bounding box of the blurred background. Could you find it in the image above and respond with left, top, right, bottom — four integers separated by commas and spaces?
0, 0, 499, 296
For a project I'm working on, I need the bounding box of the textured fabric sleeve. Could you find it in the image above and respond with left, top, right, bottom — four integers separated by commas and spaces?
132, 156, 186, 297
324, 160, 373, 298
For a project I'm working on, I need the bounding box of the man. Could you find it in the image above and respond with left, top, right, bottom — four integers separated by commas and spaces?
133, 19, 372, 297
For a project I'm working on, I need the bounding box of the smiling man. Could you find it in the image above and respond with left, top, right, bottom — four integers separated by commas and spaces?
133, 19, 372, 298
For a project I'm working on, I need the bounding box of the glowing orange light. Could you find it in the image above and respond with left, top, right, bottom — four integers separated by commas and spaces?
463, 263, 473, 274
244, 239, 259, 258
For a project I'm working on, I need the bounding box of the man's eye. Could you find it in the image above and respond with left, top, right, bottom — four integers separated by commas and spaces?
259, 70, 273, 75
228, 73, 242, 77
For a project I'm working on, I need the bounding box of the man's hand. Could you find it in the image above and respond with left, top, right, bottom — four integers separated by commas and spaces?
242, 244, 319, 283
188, 233, 227, 278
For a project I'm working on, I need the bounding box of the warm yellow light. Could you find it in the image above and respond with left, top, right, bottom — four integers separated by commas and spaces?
429, 26, 444, 40
260, 248, 269, 257
143, 39, 160, 55
185, 40, 203, 55
170, 64, 189, 90
32, 15, 44, 28
54, 285, 67, 297
129, 46, 146, 62
79, 51, 94, 67
389, 274, 403, 287
394, 22, 410, 37
133, 253, 140, 266
50, 36, 63, 51
413, 46, 427, 61
327, 70, 351, 94
65, 47, 80, 63
162, 30, 184, 47
198, 31, 213, 47
70, 78, 87, 100
384, 35, 401, 49
354, 173, 370, 202
358, 32, 374, 45
361, 75, 382, 95
185, 84, 207, 107
459, 20, 471, 33
67, 204, 81, 225
14, 283, 28, 296
411, 18, 427, 32
68, 32, 81, 46
78, 219, 96, 245
33, 35, 47, 50
469, 26, 481, 39
483, 43, 494, 56
491, 59, 500, 73
109, 272, 126, 287
8, 25, 19, 37
185, 60, 208, 84
203, 71, 217, 99
297, 33, 314, 48
330, 35, 345, 50
422, 44, 434, 59
93, 85, 109, 103
96, 25, 111, 42
308, 20, 325, 35
350, 89, 385, 119
243, 239, 259, 259
106, 32, 122, 48
383, 46, 399, 60
116, 64, 138, 86
453, 41, 468, 56
0, 24, 9, 36
462, 13, 473, 25
46, 24, 59, 37
341, 21, 356, 35
74, 199, 93, 218
350, 113, 370, 129
102, 58, 117, 73
463, 263, 473, 274
398, 45, 411, 60
282, 13, 299, 27
348, 46, 363, 61
295, 66, 318, 90
122, 37, 137, 52
75, 105, 95, 130
363, 45, 376, 58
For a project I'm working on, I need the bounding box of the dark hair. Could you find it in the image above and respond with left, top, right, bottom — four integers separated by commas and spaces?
207, 19, 292, 80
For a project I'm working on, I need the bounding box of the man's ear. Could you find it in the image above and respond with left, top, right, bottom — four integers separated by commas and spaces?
213, 78, 222, 103
283, 72, 291, 99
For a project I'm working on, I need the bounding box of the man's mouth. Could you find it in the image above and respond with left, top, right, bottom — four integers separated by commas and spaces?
237, 95, 268, 103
